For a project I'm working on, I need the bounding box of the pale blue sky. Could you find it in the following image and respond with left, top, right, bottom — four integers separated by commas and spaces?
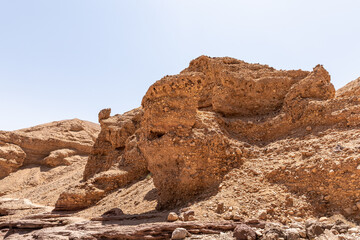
1, 0, 360, 130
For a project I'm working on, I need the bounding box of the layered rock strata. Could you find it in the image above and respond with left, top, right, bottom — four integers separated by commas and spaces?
0, 119, 100, 179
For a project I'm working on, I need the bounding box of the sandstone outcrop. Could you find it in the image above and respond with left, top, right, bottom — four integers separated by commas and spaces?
336, 77, 360, 98
0, 119, 100, 179
4, 55, 360, 239
55, 108, 148, 210
0, 143, 26, 179
138, 56, 360, 207
56, 56, 360, 210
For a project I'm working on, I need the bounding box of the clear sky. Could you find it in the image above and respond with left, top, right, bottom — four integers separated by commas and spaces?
1, 0, 360, 130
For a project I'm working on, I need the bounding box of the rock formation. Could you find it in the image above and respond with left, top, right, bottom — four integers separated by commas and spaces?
4, 56, 360, 239
138, 56, 360, 207
55, 108, 148, 210
0, 119, 100, 179
56, 56, 360, 211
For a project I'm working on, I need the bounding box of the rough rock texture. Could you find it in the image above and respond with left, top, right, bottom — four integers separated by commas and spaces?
336, 77, 360, 98
3, 215, 360, 240
233, 224, 256, 240
0, 218, 243, 239
0, 119, 100, 179
139, 110, 243, 207
0, 198, 51, 217
84, 108, 145, 180
42, 149, 77, 167
138, 56, 360, 207
4, 56, 360, 239
56, 56, 360, 210
0, 143, 26, 179
266, 129, 360, 220
55, 108, 148, 210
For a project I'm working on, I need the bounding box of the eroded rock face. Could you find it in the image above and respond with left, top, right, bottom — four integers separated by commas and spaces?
139, 111, 243, 206
138, 56, 359, 207
55, 56, 360, 212
83, 108, 144, 180
55, 108, 148, 210
0, 143, 26, 179
336, 77, 360, 98
0, 119, 100, 179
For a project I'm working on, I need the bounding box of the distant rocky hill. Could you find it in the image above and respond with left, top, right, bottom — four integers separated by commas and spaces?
2, 56, 360, 239
0, 119, 100, 179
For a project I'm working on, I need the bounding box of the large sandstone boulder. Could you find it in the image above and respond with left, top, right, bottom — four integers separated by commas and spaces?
139, 56, 360, 207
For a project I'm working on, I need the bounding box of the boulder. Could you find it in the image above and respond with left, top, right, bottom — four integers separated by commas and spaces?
0, 143, 26, 179
171, 227, 191, 239
42, 149, 76, 167
233, 224, 256, 240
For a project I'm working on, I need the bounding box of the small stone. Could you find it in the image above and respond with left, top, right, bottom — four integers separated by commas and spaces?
219, 232, 229, 240
255, 230, 263, 237
298, 229, 307, 238
348, 227, 359, 234
344, 207, 354, 215
306, 126, 312, 131
258, 210, 267, 220
183, 210, 195, 221
236, 148, 242, 155
171, 228, 191, 239
319, 217, 328, 222
216, 202, 225, 214
334, 144, 344, 152
285, 228, 300, 240
246, 219, 260, 224
307, 224, 324, 238
356, 201, 360, 210
233, 224, 256, 240
233, 213, 243, 221
322, 229, 338, 240
223, 212, 233, 220
167, 212, 178, 222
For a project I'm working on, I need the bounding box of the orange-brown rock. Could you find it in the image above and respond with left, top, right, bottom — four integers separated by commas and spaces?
4, 56, 360, 239
0, 143, 26, 179
0, 119, 100, 179
51, 56, 360, 216
336, 77, 360, 98
55, 108, 148, 210
139, 111, 243, 207
139, 56, 360, 207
